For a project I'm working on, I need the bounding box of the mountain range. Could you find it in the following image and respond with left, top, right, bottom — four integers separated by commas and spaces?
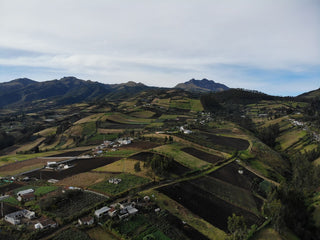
0, 77, 229, 108
0, 76, 319, 109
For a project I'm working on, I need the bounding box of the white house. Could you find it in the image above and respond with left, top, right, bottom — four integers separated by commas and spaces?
5, 209, 36, 225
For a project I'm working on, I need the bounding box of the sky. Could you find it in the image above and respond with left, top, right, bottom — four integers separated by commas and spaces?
0, 0, 319, 96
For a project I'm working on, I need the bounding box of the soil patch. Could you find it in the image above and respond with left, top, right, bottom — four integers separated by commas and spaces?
201, 132, 249, 151
121, 141, 160, 150
48, 150, 90, 157
23, 157, 120, 180
209, 162, 265, 197
0, 182, 25, 195
1, 202, 20, 215
181, 147, 223, 164
159, 181, 263, 232
165, 213, 211, 240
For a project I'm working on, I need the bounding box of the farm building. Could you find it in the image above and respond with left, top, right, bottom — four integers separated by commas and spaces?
94, 206, 111, 218
108, 207, 117, 217
34, 218, 57, 229
16, 188, 34, 196
5, 209, 36, 225
78, 216, 94, 225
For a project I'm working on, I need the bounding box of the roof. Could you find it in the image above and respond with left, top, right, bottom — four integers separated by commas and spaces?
17, 188, 34, 196
95, 206, 111, 216
38, 218, 56, 227
80, 216, 94, 223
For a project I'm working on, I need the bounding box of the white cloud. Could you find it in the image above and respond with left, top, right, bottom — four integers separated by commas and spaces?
0, 0, 319, 95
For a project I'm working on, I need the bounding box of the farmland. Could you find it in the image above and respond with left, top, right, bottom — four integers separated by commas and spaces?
158, 181, 263, 232
24, 157, 121, 180
1, 84, 319, 239
90, 173, 150, 196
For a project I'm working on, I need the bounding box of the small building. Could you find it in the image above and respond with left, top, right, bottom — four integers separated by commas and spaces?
118, 208, 129, 220
78, 216, 94, 226
17, 192, 35, 202
109, 178, 122, 184
5, 209, 36, 225
108, 208, 117, 217
17, 188, 34, 197
94, 206, 111, 218
34, 218, 57, 229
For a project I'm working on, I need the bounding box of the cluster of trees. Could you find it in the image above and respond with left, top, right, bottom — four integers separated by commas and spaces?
39, 189, 83, 211
264, 154, 320, 239
145, 154, 174, 176
257, 123, 280, 148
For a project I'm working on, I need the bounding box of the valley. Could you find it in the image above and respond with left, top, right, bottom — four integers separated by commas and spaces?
1, 79, 320, 240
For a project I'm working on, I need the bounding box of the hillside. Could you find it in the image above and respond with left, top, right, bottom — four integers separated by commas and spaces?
0, 77, 150, 108
175, 78, 229, 93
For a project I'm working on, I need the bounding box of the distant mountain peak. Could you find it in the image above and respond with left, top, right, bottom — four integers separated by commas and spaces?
175, 79, 229, 93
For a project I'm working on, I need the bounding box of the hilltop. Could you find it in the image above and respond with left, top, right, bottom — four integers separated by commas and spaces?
175, 78, 229, 93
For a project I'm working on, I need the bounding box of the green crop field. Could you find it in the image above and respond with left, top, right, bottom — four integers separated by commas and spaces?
90, 173, 150, 196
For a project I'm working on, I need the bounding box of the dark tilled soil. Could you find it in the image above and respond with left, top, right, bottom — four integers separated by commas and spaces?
165, 213, 211, 240
209, 162, 265, 196
23, 157, 120, 180
201, 132, 250, 151
159, 181, 263, 232
0, 182, 25, 195
1, 202, 20, 215
181, 147, 223, 164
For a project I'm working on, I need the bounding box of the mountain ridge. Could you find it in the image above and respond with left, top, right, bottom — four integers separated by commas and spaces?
175, 78, 229, 92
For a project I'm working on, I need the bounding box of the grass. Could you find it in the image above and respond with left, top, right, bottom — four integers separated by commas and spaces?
169, 99, 191, 110
87, 227, 119, 240
104, 112, 153, 124
252, 227, 299, 240
153, 143, 210, 170
34, 186, 58, 196
189, 99, 204, 112
94, 159, 153, 179
90, 173, 150, 196
0, 151, 61, 167
35, 127, 57, 137
129, 110, 155, 118
152, 98, 170, 108
1, 196, 20, 205
277, 128, 307, 151
103, 150, 138, 157
74, 113, 105, 124
82, 122, 97, 136
14, 137, 45, 153
141, 189, 227, 240
56, 172, 110, 188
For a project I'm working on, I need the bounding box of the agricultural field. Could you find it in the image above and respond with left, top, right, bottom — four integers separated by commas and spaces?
181, 147, 224, 164
23, 157, 121, 180
56, 172, 111, 188
153, 143, 210, 170
87, 227, 119, 240
129, 151, 191, 176
90, 173, 150, 196
158, 181, 264, 232
44, 190, 107, 219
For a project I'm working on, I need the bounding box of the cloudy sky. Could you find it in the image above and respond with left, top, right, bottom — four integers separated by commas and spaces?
0, 0, 319, 96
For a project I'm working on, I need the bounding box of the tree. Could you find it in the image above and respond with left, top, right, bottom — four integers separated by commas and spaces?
134, 161, 141, 172
227, 214, 247, 240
